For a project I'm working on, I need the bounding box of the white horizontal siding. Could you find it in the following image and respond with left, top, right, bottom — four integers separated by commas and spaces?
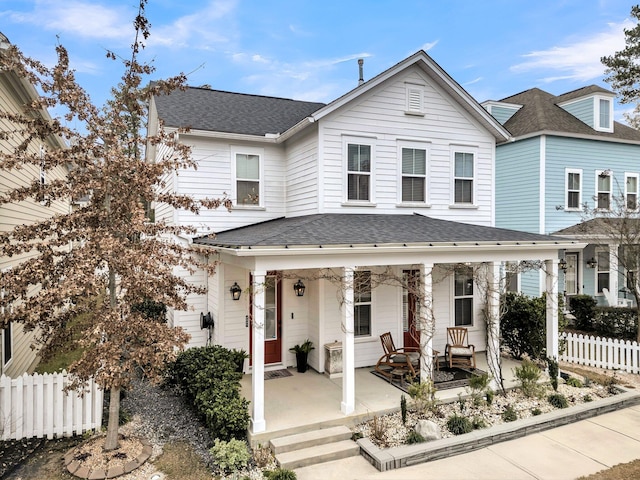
285, 128, 319, 216
318, 67, 495, 225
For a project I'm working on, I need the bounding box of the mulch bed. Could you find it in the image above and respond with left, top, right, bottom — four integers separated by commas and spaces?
1, 436, 83, 479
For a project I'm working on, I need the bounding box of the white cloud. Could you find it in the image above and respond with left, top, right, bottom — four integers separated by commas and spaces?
510, 19, 632, 83
421, 40, 439, 52
463, 77, 483, 86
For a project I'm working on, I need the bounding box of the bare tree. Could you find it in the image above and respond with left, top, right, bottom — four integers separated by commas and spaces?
0, 0, 228, 450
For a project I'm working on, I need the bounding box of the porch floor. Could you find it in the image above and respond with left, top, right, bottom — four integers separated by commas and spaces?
241, 353, 523, 445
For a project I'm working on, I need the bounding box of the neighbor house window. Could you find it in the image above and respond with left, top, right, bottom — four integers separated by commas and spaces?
454, 267, 473, 326
347, 144, 371, 201
454, 152, 474, 204
566, 169, 582, 210
598, 98, 612, 130
235, 152, 261, 205
596, 170, 612, 210
597, 249, 610, 294
401, 147, 426, 202
626, 174, 639, 210
564, 253, 578, 296
505, 262, 519, 293
354, 271, 371, 337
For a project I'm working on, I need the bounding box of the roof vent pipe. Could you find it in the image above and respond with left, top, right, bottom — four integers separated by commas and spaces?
358, 58, 364, 85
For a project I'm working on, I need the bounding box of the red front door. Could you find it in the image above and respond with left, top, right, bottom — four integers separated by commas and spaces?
403, 270, 420, 349
249, 272, 282, 365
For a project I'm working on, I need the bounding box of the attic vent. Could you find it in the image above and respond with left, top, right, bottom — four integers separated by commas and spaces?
406, 84, 424, 115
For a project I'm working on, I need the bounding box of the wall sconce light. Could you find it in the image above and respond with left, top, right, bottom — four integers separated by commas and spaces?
586, 257, 597, 269
230, 282, 242, 301
558, 258, 568, 271
293, 279, 306, 297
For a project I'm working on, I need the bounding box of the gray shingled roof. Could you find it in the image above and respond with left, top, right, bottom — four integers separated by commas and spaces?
498, 87, 640, 143
153, 87, 326, 136
554, 218, 640, 237
193, 213, 569, 248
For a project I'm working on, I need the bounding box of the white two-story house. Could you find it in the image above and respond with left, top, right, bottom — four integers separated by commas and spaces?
148, 51, 581, 435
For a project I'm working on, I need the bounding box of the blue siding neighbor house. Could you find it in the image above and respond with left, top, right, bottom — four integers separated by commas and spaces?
485, 86, 640, 306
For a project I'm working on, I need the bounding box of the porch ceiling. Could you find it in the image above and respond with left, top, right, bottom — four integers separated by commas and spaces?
194, 213, 582, 252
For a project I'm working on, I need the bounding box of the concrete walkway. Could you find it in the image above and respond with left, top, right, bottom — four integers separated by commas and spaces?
295, 404, 640, 480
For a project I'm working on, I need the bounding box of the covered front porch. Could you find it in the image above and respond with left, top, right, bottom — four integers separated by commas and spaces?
242, 353, 523, 445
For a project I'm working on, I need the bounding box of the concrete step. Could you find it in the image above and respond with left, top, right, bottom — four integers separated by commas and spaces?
275, 439, 360, 470
269, 425, 353, 454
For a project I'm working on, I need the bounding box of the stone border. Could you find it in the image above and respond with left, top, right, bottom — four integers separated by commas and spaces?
64, 437, 152, 479
357, 387, 640, 472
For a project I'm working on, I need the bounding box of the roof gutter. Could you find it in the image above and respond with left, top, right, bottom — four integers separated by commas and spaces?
502, 130, 640, 146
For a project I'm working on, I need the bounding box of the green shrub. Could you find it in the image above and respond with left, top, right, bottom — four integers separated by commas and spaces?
583, 394, 593, 402
566, 377, 583, 388
531, 408, 542, 416
406, 431, 426, 444
407, 379, 438, 415
500, 293, 546, 360
514, 359, 543, 398
570, 295, 597, 331
502, 405, 518, 422
467, 372, 492, 405
593, 307, 637, 341
264, 468, 297, 480
446, 414, 473, 435
472, 416, 487, 429
210, 438, 251, 472
485, 389, 494, 405
400, 394, 407, 425
548, 393, 569, 409
131, 298, 167, 322
546, 357, 559, 391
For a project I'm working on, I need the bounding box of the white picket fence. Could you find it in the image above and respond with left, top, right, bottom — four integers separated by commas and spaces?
560, 332, 640, 374
0, 371, 103, 440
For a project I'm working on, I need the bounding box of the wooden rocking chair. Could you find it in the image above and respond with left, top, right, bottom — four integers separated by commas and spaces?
444, 327, 476, 369
374, 332, 420, 381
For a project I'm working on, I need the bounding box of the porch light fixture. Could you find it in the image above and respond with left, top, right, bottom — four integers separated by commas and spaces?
293, 279, 306, 297
586, 257, 597, 269
558, 258, 568, 271
230, 282, 242, 301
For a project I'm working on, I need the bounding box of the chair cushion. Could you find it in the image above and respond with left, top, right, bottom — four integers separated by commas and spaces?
449, 346, 473, 356
390, 352, 420, 364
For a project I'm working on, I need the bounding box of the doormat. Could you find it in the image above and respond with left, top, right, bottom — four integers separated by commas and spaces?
371, 366, 486, 392
265, 369, 293, 380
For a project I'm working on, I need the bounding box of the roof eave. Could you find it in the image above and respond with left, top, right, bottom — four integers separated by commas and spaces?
501, 130, 640, 146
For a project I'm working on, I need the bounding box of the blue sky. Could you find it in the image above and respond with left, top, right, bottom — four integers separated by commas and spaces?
0, 0, 637, 119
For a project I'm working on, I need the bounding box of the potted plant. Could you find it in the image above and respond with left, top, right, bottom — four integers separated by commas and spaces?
231, 348, 249, 373
289, 339, 314, 373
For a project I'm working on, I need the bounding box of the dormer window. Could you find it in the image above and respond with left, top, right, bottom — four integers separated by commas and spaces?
596, 97, 613, 132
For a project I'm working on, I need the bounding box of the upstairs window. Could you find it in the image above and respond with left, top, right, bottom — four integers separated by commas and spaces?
599, 98, 612, 130
566, 169, 582, 210
401, 147, 426, 203
454, 152, 474, 204
235, 152, 261, 206
347, 144, 371, 201
626, 174, 639, 210
454, 267, 473, 326
354, 271, 371, 337
596, 170, 611, 210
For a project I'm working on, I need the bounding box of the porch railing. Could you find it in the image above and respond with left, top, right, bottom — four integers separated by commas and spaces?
560, 332, 640, 374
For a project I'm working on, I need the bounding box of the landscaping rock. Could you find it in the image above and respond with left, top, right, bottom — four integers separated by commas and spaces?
414, 420, 441, 441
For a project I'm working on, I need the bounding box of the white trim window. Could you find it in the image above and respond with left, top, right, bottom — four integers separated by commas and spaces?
400, 144, 427, 203
596, 249, 610, 294
232, 146, 263, 207
405, 83, 424, 115
596, 170, 612, 210
454, 267, 473, 326
346, 142, 373, 202
565, 168, 582, 210
626, 173, 639, 210
354, 270, 371, 337
564, 253, 579, 296
596, 97, 613, 132
505, 262, 519, 293
453, 151, 474, 204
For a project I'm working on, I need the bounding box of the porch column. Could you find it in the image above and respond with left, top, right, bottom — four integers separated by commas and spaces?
545, 259, 559, 360
486, 262, 501, 391
251, 270, 266, 433
341, 267, 355, 415
419, 263, 434, 381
